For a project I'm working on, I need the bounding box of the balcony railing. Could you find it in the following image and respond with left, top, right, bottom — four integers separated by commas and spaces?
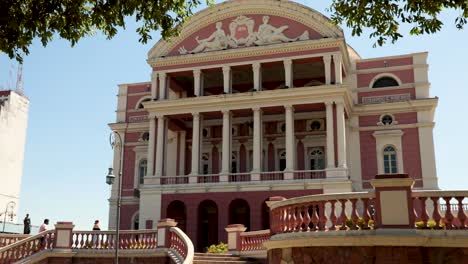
155, 170, 326, 186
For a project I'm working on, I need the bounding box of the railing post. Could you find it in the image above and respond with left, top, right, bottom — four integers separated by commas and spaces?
53, 221, 75, 249
225, 224, 246, 254
267, 197, 287, 234
157, 218, 177, 248
371, 174, 415, 228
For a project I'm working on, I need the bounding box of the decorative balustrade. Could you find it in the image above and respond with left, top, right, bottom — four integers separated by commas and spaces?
71, 230, 157, 250
240, 230, 271, 251
412, 190, 468, 229
0, 235, 29, 248
169, 227, 194, 264
152, 170, 324, 185
0, 230, 54, 264
293, 170, 326, 180
260, 171, 284, 181
270, 192, 376, 235
229, 173, 251, 182
161, 176, 189, 185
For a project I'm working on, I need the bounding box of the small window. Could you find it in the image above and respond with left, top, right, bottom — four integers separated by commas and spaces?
202, 128, 209, 138
138, 159, 148, 185
381, 115, 393, 125
141, 132, 150, 141
280, 123, 286, 133
310, 121, 321, 131
372, 77, 399, 88
137, 98, 151, 109
383, 146, 397, 174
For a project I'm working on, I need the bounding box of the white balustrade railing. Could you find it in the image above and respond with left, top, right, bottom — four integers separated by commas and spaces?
71, 229, 158, 250
169, 227, 194, 264
412, 190, 468, 229
293, 170, 326, 180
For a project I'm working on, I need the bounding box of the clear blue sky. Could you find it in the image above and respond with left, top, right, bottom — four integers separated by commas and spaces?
0, 1, 467, 231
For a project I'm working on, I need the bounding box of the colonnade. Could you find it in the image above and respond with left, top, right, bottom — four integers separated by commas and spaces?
145, 101, 347, 181
150, 53, 343, 99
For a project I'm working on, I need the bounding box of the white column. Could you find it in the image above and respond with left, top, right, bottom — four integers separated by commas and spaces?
252, 62, 262, 91
147, 117, 156, 177
158, 72, 167, 99
333, 53, 342, 84
179, 131, 186, 176
151, 72, 158, 99
284, 59, 293, 88
223, 66, 231, 94
252, 108, 262, 178
190, 113, 201, 179
323, 55, 332, 85
221, 110, 231, 178
325, 102, 335, 169
193, 69, 202, 96
155, 115, 166, 177
284, 105, 295, 173
336, 102, 347, 168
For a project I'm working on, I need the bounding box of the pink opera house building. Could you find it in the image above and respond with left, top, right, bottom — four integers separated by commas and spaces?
108, 0, 439, 251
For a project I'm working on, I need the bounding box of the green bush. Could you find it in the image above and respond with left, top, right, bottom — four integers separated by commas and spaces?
207, 242, 228, 254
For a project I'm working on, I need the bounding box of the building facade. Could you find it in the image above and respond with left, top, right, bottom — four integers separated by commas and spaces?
108, 0, 438, 251
0, 90, 29, 225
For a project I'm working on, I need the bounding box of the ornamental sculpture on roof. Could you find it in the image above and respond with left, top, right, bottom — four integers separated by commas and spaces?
178, 15, 309, 55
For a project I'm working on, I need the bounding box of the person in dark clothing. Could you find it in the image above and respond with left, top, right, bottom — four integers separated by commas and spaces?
23, 214, 31, 234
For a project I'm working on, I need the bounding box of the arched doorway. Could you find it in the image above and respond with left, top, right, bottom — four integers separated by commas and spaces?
167, 200, 187, 232
261, 200, 270, 230
198, 200, 218, 252
229, 199, 250, 230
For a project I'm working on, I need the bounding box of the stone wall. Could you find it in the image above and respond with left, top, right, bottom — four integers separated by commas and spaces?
268, 247, 468, 264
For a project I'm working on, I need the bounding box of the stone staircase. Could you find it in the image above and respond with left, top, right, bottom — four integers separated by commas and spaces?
193, 253, 263, 264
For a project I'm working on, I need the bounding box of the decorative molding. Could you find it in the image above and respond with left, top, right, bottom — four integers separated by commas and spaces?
361, 93, 411, 105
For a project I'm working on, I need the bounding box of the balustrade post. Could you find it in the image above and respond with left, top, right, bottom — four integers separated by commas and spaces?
225, 224, 247, 254
157, 218, 177, 248
54, 222, 75, 249
456, 197, 467, 229
371, 174, 415, 228
267, 196, 286, 234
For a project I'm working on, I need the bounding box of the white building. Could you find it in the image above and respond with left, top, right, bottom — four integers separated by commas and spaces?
0, 90, 29, 225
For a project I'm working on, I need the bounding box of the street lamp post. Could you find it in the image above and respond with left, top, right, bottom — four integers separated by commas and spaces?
106, 131, 123, 264
1, 201, 16, 233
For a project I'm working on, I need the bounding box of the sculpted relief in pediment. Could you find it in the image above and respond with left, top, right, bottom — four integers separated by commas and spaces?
178, 15, 310, 55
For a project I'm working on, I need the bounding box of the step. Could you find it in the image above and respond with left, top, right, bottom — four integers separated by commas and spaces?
193, 261, 255, 264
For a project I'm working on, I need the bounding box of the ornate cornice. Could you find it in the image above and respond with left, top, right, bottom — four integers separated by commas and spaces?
149, 38, 346, 70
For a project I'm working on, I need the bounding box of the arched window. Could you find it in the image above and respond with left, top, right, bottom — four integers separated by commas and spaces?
138, 159, 147, 184
137, 98, 151, 109
383, 146, 397, 174
132, 213, 139, 230
279, 150, 286, 171
141, 132, 149, 141
372, 77, 399, 88
309, 148, 325, 170
231, 153, 238, 173
202, 154, 210, 175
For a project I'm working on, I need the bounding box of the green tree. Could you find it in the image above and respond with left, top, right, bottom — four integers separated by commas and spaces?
1, 0, 467, 62
0, 0, 211, 62
329, 0, 468, 46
